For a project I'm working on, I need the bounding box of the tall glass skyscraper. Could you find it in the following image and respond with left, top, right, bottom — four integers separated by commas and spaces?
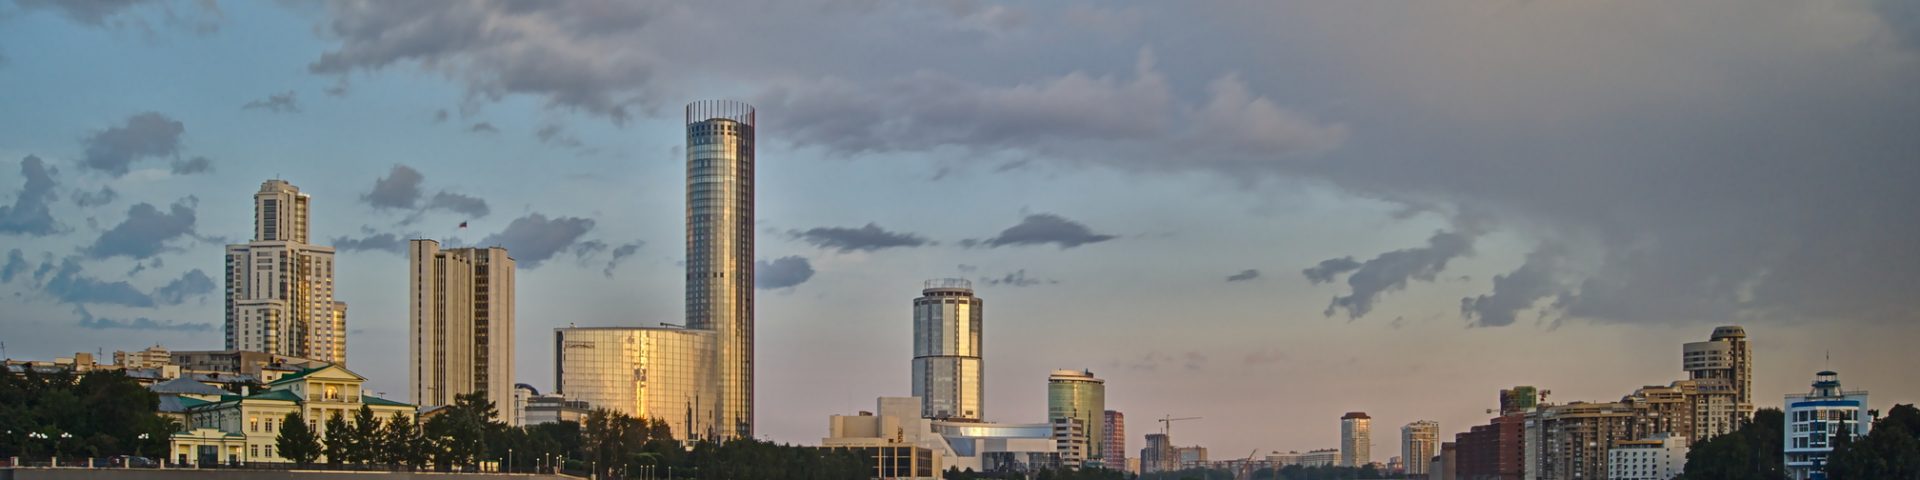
1048, 369, 1106, 467
685, 100, 756, 439
913, 278, 984, 421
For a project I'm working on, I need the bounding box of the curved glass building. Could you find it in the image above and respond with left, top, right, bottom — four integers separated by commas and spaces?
914, 279, 985, 421
685, 100, 756, 439
1048, 369, 1106, 467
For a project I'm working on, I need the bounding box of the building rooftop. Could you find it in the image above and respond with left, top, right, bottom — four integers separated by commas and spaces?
150, 377, 229, 396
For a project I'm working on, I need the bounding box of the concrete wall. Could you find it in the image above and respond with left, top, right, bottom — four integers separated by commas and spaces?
2, 469, 576, 480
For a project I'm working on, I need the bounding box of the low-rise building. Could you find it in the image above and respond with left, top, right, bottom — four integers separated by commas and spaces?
168, 364, 413, 466
1607, 434, 1687, 480
1784, 371, 1869, 480
1268, 449, 1342, 468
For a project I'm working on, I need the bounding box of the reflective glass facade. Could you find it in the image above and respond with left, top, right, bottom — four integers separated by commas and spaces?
554, 327, 718, 440
685, 100, 755, 440
913, 279, 984, 421
1047, 370, 1106, 465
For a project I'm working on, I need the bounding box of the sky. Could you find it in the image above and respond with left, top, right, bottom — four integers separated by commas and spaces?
2, 0, 1919, 461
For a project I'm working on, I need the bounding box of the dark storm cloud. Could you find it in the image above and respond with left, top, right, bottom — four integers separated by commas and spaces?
755, 256, 814, 289
170, 156, 213, 175
363, 165, 425, 209
427, 192, 490, 218
45, 257, 153, 307
535, 124, 585, 148
73, 306, 213, 332
151, 269, 213, 305
1318, 231, 1475, 319
1462, 245, 1566, 328
241, 91, 300, 113
1, 249, 28, 282
0, 155, 62, 236
81, 112, 184, 177
979, 269, 1056, 287
85, 197, 197, 260
793, 223, 930, 253
963, 213, 1115, 249
602, 241, 643, 277
478, 213, 596, 268
1302, 258, 1362, 285
1225, 269, 1260, 282
332, 232, 407, 254
72, 186, 117, 207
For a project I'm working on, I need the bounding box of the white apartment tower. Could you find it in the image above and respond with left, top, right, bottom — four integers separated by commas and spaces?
409, 239, 516, 420
1341, 412, 1372, 467
1402, 420, 1439, 476
225, 180, 347, 364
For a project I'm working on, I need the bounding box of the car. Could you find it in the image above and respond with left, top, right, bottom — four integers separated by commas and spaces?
109, 455, 158, 468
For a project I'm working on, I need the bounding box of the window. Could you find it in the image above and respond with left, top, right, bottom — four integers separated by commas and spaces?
250, 417, 259, 432
251, 445, 259, 458
266, 445, 274, 458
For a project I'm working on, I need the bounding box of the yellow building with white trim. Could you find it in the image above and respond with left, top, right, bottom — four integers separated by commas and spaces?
168, 364, 412, 466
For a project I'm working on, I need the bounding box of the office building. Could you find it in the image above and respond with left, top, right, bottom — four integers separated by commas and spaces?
1142, 434, 1174, 473
1102, 410, 1126, 470
1682, 326, 1752, 439
1784, 371, 1869, 480
913, 279, 984, 421
685, 100, 757, 440
225, 180, 347, 364
524, 393, 592, 425
1052, 417, 1090, 469
1047, 369, 1106, 467
1341, 412, 1372, 467
1268, 449, 1342, 468
1175, 446, 1208, 469
1432, 442, 1457, 480
554, 327, 717, 440
408, 240, 516, 421
1403, 420, 1439, 476
1607, 433, 1687, 480
1523, 402, 1638, 480
1455, 415, 1523, 480
1500, 386, 1545, 415
824, 396, 1057, 476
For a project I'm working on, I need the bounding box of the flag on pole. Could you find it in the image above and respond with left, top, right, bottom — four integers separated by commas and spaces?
458, 221, 468, 229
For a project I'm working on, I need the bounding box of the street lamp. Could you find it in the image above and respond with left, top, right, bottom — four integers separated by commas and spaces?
136, 433, 151, 459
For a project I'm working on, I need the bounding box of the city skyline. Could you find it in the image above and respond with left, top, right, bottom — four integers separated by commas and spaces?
3, 0, 1920, 462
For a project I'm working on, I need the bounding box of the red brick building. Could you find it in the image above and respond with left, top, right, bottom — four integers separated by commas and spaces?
1454, 414, 1524, 480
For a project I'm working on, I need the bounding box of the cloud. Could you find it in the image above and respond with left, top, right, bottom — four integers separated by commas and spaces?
241, 91, 300, 113
1192, 75, 1348, 156
603, 241, 644, 277
755, 256, 815, 289
793, 223, 930, 252
73, 306, 213, 332
1243, 349, 1288, 366
980, 269, 1056, 287
13, 0, 221, 32
1317, 230, 1476, 319
72, 186, 118, 208
0, 155, 62, 235
332, 233, 407, 254
1225, 269, 1260, 282
478, 213, 596, 268
1302, 257, 1362, 285
81, 112, 185, 177
1462, 245, 1566, 328
84, 198, 198, 260
1114, 351, 1208, 372
467, 122, 499, 134
1, 249, 27, 282
363, 165, 425, 209
44, 257, 154, 307
151, 269, 214, 305
963, 213, 1115, 249
170, 156, 213, 175
535, 124, 585, 148
426, 191, 490, 218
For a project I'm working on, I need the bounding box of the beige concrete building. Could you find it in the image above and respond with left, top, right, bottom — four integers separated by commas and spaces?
1523, 402, 1639, 480
169, 364, 412, 466
554, 326, 717, 440
1403, 420, 1440, 476
408, 240, 515, 422
1607, 434, 1687, 480
224, 180, 347, 365
1342, 412, 1372, 467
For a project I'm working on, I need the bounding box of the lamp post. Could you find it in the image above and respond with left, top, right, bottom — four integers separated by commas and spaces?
507, 448, 513, 473
136, 433, 150, 459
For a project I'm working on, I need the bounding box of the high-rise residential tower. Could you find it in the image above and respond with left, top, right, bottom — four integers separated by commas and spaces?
1402, 420, 1439, 476
1341, 412, 1371, 467
1048, 369, 1106, 468
1684, 326, 1753, 425
913, 279, 984, 421
225, 180, 347, 364
1103, 411, 1126, 470
409, 240, 515, 420
685, 100, 756, 440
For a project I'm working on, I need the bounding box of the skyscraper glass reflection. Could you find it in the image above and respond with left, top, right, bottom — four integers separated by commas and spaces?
685, 100, 755, 439
914, 279, 984, 421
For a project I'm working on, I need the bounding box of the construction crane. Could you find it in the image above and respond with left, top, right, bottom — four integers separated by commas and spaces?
1238, 449, 1260, 480
1158, 415, 1201, 438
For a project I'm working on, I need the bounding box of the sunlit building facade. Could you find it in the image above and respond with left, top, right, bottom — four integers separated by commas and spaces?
913, 278, 984, 421
685, 100, 757, 440
1048, 369, 1106, 467
554, 327, 717, 440
1102, 410, 1126, 470
408, 240, 515, 421
1403, 420, 1439, 476
225, 179, 347, 365
1342, 412, 1372, 467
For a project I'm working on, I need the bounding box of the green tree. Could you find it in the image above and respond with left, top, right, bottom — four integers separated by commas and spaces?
343, 404, 381, 465
1679, 408, 1788, 480
1826, 404, 1920, 479
424, 392, 497, 470
276, 411, 322, 466
378, 411, 426, 468
323, 412, 351, 466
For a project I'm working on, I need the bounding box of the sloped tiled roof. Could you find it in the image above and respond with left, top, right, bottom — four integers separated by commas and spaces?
150, 377, 228, 396
362, 395, 411, 407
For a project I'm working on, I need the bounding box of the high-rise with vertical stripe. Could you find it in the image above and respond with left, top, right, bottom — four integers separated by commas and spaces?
685, 100, 755, 440
913, 278, 984, 421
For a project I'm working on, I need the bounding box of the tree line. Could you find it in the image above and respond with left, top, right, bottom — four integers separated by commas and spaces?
274, 391, 869, 479
1680, 405, 1920, 480
0, 369, 175, 460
